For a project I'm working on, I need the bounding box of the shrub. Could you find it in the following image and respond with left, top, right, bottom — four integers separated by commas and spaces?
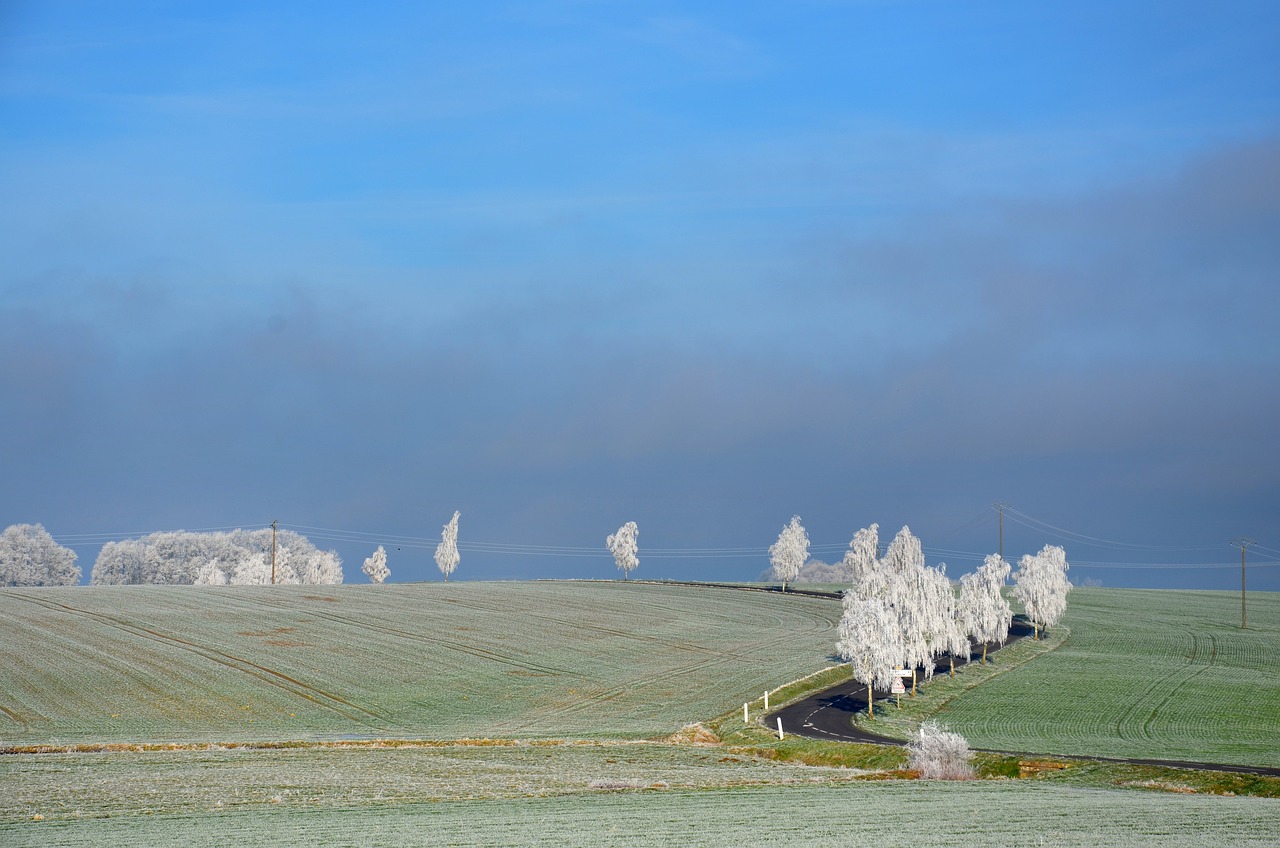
907, 720, 975, 780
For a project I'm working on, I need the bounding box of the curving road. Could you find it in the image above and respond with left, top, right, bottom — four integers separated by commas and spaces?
769, 619, 1035, 746
765, 619, 1280, 778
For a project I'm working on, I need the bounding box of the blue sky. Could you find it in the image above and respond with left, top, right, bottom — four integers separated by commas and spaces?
2, 1, 1278, 588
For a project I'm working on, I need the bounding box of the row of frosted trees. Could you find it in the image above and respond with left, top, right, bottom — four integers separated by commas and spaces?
828, 522, 1070, 716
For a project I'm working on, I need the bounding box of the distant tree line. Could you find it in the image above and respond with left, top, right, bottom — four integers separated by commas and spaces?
90, 528, 343, 585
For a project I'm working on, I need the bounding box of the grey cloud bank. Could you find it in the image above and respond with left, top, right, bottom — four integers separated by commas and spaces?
1, 3, 1277, 589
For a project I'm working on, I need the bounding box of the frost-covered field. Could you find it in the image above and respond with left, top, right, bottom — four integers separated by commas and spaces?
4, 780, 1278, 848
0, 741, 869, 821
0, 581, 840, 743
936, 588, 1280, 767
2, 582, 1278, 846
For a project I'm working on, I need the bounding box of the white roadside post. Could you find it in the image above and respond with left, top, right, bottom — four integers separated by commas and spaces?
744, 702, 749, 723
777, 717, 784, 740
764, 690, 769, 711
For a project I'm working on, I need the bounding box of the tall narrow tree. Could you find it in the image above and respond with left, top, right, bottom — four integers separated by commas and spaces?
836, 594, 903, 719
435, 511, 461, 582
959, 554, 1012, 664
605, 521, 639, 580
842, 523, 880, 590
769, 516, 808, 592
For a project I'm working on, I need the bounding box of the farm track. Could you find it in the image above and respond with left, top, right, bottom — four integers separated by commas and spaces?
6, 592, 389, 728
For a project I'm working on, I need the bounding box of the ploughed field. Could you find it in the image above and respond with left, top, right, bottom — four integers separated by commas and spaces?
927, 587, 1280, 768
0, 581, 841, 744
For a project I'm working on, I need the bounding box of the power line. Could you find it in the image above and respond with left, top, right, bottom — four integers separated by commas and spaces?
1000, 507, 1226, 552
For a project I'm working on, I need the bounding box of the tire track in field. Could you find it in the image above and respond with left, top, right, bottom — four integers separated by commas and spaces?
1113, 629, 1214, 742
1140, 633, 1217, 741
248, 595, 575, 676
0, 701, 30, 730
8, 593, 388, 727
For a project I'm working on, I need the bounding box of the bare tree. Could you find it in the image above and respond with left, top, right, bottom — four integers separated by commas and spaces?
769, 515, 808, 592
362, 545, 390, 584
434, 511, 461, 582
605, 521, 639, 580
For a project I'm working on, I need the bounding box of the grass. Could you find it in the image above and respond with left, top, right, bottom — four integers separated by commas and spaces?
3, 781, 1278, 847
0, 581, 841, 744
918, 588, 1280, 767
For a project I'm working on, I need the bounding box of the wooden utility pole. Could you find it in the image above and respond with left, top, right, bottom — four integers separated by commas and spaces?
271, 520, 278, 585
1231, 538, 1254, 628
993, 502, 1008, 561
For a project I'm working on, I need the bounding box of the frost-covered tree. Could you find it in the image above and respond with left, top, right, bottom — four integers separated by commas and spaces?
1012, 544, 1071, 639
769, 516, 808, 592
89, 529, 342, 585
434, 511, 461, 582
920, 564, 969, 679
605, 521, 639, 580
842, 523, 880, 589
959, 554, 1012, 663
194, 561, 228, 585
908, 720, 975, 780
836, 594, 903, 718
362, 545, 390, 584
0, 523, 81, 587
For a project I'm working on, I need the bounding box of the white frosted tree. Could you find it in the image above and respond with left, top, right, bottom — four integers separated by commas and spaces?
842, 523, 880, 590
362, 545, 390, 584
435, 511, 461, 582
232, 552, 273, 585
1012, 544, 1071, 639
921, 564, 969, 679
878, 526, 933, 690
836, 594, 903, 718
605, 521, 639, 580
194, 561, 228, 585
89, 528, 342, 585
959, 554, 1012, 663
769, 515, 809, 592
0, 523, 81, 587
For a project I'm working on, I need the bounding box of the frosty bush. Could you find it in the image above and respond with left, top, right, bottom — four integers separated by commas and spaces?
907, 720, 975, 780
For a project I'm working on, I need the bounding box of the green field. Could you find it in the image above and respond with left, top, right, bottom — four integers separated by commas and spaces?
922, 587, 1280, 767
1, 581, 1278, 846
0, 581, 840, 744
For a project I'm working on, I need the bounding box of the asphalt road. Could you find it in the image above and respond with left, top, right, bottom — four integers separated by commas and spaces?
768, 619, 1035, 746
765, 619, 1280, 778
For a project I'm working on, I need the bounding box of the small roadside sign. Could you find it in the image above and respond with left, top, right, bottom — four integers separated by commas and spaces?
891, 677, 906, 694
893, 669, 914, 678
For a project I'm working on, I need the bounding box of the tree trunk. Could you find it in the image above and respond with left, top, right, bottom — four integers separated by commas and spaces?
982, 642, 988, 665
1034, 623, 1039, 641
949, 656, 955, 678
867, 682, 873, 718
